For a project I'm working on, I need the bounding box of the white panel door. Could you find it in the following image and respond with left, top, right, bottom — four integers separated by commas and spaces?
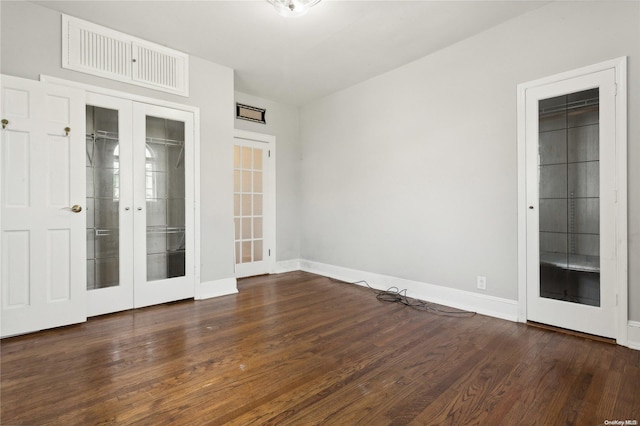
233, 131, 275, 278
132, 103, 195, 308
525, 69, 617, 338
1, 75, 86, 337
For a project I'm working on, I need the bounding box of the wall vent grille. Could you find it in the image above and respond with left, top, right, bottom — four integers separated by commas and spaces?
78, 28, 130, 79
63, 14, 189, 96
133, 43, 184, 91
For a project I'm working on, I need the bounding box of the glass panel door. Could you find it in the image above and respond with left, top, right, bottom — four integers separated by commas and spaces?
133, 103, 194, 308
86, 106, 120, 290
85, 97, 194, 314
538, 89, 600, 306
85, 93, 134, 317
234, 145, 264, 265
233, 134, 272, 279
525, 67, 617, 339
145, 116, 186, 281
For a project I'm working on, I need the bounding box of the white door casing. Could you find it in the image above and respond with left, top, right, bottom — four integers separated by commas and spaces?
1, 75, 86, 337
234, 130, 275, 278
517, 58, 628, 343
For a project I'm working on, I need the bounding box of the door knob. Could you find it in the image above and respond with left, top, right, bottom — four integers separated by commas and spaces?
529, 206, 534, 210
125, 206, 130, 211
1, 119, 8, 129
137, 207, 143, 211
71, 205, 83, 213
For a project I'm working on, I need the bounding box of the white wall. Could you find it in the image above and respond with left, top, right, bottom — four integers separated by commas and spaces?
299, 1, 640, 319
1, 1, 236, 284
234, 92, 301, 261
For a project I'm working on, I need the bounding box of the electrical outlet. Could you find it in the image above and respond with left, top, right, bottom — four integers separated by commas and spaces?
477, 276, 487, 290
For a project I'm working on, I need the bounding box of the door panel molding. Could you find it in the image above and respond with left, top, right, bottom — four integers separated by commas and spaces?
1, 75, 86, 337
517, 57, 628, 345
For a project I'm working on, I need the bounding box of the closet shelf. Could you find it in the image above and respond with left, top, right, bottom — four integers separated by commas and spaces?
146, 226, 186, 234
146, 136, 184, 147
86, 130, 119, 141
539, 96, 599, 115
88, 228, 118, 236
148, 249, 186, 256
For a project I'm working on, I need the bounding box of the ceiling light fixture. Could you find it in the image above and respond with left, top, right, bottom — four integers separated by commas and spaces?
266, 0, 322, 18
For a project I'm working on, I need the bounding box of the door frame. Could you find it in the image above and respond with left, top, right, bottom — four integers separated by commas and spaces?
516, 57, 628, 345
233, 129, 276, 277
40, 75, 202, 307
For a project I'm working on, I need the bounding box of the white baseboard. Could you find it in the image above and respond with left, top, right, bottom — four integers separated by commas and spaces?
196, 277, 238, 300
274, 259, 302, 274
270, 259, 639, 351
298, 259, 519, 321
628, 321, 640, 350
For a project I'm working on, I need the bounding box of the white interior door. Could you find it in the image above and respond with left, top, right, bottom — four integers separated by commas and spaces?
525, 69, 617, 338
85, 93, 134, 316
233, 132, 275, 278
133, 103, 195, 307
1, 75, 86, 337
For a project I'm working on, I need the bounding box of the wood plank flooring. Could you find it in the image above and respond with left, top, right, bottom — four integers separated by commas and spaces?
1, 271, 639, 425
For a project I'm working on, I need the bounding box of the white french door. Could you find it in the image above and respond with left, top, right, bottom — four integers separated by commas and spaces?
133, 103, 195, 308
1, 78, 197, 333
233, 131, 275, 278
85, 93, 134, 316
1, 75, 86, 337
86, 95, 195, 315
524, 68, 618, 338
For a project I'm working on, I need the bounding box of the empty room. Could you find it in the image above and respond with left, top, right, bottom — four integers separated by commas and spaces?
1, 0, 639, 424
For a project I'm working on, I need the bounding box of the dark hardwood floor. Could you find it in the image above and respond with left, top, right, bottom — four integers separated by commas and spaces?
1, 271, 638, 425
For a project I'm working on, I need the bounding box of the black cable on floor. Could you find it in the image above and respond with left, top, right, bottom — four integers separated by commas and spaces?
352, 280, 476, 317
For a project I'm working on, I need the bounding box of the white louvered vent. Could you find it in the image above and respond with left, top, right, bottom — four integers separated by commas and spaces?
77, 28, 130, 79
132, 42, 186, 93
62, 15, 189, 96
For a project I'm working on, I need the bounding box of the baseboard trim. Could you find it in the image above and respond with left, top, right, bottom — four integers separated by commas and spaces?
271, 259, 638, 350
274, 259, 302, 274
628, 321, 640, 350
196, 277, 238, 300
298, 260, 519, 322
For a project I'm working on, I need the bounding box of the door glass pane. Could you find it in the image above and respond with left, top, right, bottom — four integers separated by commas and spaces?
234, 145, 264, 264
538, 88, 600, 306
146, 116, 185, 281
86, 106, 120, 290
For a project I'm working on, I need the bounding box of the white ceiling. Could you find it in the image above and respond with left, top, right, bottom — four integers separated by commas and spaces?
32, 0, 549, 106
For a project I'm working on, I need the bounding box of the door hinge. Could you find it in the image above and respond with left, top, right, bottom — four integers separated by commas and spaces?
268, 249, 271, 256
268, 150, 271, 158
613, 83, 618, 97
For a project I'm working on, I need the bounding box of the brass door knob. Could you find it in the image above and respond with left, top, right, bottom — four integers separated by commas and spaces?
71, 205, 82, 213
